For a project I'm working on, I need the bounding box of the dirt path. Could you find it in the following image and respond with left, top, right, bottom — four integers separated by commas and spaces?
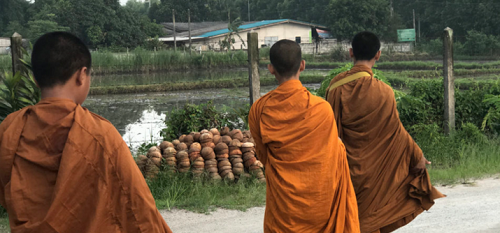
161, 177, 500, 233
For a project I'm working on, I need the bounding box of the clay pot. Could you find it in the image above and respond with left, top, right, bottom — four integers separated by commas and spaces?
230, 158, 243, 164
214, 143, 228, 153
229, 149, 242, 156
221, 127, 230, 136
176, 151, 189, 160
189, 142, 202, 153
210, 128, 220, 136
229, 139, 242, 147
163, 147, 177, 158
221, 136, 232, 145
176, 143, 188, 151
200, 129, 209, 134
184, 135, 194, 144
172, 140, 181, 147
159, 141, 174, 151
213, 135, 221, 144
218, 160, 231, 167
179, 135, 186, 142
241, 142, 254, 148
149, 151, 162, 159
244, 157, 257, 167
148, 146, 161, 154
201, 147, 214, 157
200, 132, 214, 143
193, 132, 201, 142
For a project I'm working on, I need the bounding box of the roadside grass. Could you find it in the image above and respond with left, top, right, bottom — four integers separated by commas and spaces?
0, 207, 8, 233
149, 172, 266, 213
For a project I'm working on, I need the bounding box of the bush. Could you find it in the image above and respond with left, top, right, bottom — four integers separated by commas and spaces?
160, 101, 248, 141
463, 30, 500, 56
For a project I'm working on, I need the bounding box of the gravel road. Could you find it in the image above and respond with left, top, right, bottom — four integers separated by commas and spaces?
161, 176, 500, 233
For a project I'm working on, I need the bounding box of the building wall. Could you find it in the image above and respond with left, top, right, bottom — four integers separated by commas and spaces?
300, 40, 413, 54
0, 38, 10, 55
190, 23, 315, 51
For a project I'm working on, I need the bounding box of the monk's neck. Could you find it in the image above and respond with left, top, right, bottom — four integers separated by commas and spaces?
277, 76, 300, 85
353, 60, 376, 69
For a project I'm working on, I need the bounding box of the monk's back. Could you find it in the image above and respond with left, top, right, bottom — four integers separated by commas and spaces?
0, 99, 171, 233
250, 80, 359, 233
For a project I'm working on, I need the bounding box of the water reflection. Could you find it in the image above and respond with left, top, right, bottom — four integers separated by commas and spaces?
83, 83, 321, 149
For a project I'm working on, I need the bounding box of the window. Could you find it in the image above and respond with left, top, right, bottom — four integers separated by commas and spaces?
295, 37, 301, 44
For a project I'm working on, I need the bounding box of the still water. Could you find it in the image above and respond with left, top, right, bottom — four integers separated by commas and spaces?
84, 77, 321, 150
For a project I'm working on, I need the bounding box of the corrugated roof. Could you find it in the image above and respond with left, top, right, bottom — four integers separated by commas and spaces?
197, 19, 327, 38
198, 19, 286, 38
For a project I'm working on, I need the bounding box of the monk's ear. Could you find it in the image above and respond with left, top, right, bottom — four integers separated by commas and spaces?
349, 48, 354, 58
375, 50, 382, 61
75, 67, 89, 86
299, 60, 306, 72
268, 64, 276, 75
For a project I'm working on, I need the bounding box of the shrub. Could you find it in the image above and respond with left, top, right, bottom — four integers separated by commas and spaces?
160, 101, 246, 141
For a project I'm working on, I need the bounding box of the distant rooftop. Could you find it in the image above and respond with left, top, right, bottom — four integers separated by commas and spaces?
161, 19, 328, 39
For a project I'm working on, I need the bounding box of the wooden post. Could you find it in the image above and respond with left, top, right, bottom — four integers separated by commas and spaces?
11, 32, 23, 74
173, 9, 176, 52
247, 32, 260, 105
188, 9, 192, 55
443, 27, 455, 134
413, 9, 416, 47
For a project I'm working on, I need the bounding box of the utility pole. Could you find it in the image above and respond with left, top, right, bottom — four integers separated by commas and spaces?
413, 9, 416, 46
443, 27, 455, 134
390, 0, 393, 17
188, 9, 192, 55
173, 9, 176, 52
248, 0, 251, 21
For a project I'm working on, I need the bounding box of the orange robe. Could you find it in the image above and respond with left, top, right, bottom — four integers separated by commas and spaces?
0, 98, 172, 233
249, 80, 360, 233
325, 64, 445, 233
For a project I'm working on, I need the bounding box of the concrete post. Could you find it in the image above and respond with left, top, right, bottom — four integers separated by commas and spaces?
173, 9, 176, 52
188, 9, 192, 55
443, 27, 455, 134
247, 32, 260, 105
11, 32, 23, 74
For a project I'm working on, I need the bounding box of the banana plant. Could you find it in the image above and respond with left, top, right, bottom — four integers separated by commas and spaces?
0, 44, 41, 122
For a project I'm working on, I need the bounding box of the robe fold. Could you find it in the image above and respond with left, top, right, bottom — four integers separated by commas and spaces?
249, 80, 360, 233
0, 98, 172, 233
325, 64, 445, 233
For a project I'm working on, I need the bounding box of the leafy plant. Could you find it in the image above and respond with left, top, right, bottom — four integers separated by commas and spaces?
482, 95, 500, 134
161, 101, 245, 141
316, 63, 389, 98
0, 45, 41, 122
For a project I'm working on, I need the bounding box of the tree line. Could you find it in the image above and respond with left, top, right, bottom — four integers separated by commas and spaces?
1, 0, 500, 51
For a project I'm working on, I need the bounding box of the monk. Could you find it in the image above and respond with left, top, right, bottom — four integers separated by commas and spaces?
0, 32, 172, 233
249, 39, 360, 233
325, 31, 445, 233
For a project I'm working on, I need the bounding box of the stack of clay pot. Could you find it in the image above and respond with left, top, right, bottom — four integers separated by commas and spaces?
228, 139, 244, 177
159, 141, 177, 173
202, 146, 221, 180
176, 142, 190, 173
142, 146, 162, 178
200, 130, 215, 149
214, 142, 234, 181
189, 142, 204, 177
136, 155, 149, 176
242, 142, 265, 182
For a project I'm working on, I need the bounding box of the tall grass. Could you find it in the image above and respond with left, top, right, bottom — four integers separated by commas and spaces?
0, 55, 11, 73
148, 172, 266, 213
89, 74, 325, 95
91, 49, 249, 74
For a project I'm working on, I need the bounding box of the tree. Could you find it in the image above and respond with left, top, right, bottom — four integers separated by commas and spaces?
220, 17, 245, 51
326, 0, 394, 41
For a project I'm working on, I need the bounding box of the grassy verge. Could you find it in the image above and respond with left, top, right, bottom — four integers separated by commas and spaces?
419, 131, 500, 185
149, 173, 266, 213
0, 206, 7, 233
89, 74, 325, 95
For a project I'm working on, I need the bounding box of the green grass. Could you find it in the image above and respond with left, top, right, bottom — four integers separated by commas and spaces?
0, 206, 7, 233
148, 172, 266, 213
427, 140, 500, 185
89, 74, 325, 95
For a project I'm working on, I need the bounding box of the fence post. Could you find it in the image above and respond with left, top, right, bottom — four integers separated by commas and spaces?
11, 32, 23, 75
443, 27, 455, 134
248, 32, 260, 105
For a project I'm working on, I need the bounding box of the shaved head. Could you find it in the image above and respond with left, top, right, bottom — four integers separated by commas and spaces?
270, 40, 302, 78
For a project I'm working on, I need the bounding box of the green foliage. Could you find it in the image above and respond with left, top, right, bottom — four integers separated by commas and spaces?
463, 30, 500, 56
0, 46, 41, 122
148, 172, 266, 212
482, 95, 500, 133
326, 0, 394, 41
136, 142, 159, 156
316, 63, 389, 98
161, 101, 245, 141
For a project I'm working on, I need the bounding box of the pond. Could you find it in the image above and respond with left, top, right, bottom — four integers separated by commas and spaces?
84, 72, 321, 150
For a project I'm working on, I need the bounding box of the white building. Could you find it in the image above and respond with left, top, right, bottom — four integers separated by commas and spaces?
160, 19, 332, 51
